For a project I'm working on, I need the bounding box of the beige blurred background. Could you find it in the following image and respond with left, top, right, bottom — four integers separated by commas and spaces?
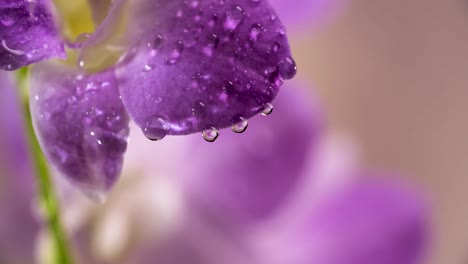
293, 0, 468, 263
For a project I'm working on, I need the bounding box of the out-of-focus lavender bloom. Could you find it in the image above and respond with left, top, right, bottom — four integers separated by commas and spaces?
51, 84, 429, 264
0, 71, 39, 264
0, 0, 299, 194
259, 179, 428, 264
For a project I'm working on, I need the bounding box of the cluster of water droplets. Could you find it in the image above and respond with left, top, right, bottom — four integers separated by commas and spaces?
134, 0, 295, 143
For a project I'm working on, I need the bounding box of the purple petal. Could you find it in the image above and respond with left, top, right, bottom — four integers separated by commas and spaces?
114, 0, 296, 137
0, 71, 39, 263
0, 0, 65, 70
30, 62, 130, 197
182, 84, 323, 222
276, 179, 429, 264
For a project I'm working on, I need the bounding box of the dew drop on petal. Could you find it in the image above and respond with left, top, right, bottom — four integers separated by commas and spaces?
142, 64, 153, 72
142, 116, 168, 141
202, 127, 219, 142
231, 116, 248, 133
149, 34, 165, 49
224, 6, 245, 30
261, 103, 274, 116
249, 23, 263, 41
271, 41, 281, 53
166, 40, 184, 64
279, 57, 297, 80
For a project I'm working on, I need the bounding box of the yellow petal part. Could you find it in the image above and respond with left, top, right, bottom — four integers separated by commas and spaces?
52, 0, 95, 40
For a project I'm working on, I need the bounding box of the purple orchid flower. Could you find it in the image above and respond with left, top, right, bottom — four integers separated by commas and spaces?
0, 71, 39, 264
55, 84, 429, 264
0, 0, 298, 196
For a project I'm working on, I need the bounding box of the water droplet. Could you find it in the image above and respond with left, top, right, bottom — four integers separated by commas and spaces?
271, 42, 281, 53
202, 127, 219, 142
192, 100, 207, 118
231, 116, 248, 133
261, 103, 274, 116
208, 14, 219, 27
142, 116, 168, 141
224, 6, 245, 30
149, 34, 165, 49
249, 23, 263, 41
142, 64, 153, 72
203, 34, 219, 56
278, 26, 287, 35
278, 57, 297, 80
166, 40, 184, 64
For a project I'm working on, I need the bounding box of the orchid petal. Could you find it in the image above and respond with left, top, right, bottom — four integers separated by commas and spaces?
0, 0, 65, 71
182, 85, 323, 222
109, 0, 296, 137
30, 62, 130, 197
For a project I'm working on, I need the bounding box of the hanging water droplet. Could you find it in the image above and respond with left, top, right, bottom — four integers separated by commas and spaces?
202, 127, 219, 142
261, 103, 274, 116
231, 116, 248, 133
224, 6, 245, 30
142, 116, 168, 141
278, 57, 297, 80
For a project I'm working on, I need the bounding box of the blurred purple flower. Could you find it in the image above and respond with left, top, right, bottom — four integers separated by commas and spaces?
0, 0, 299, 194
0, 71, 39, 264
260, 178, 428, 264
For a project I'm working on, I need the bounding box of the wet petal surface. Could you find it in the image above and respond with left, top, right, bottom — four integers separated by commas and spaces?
30, 62, 130, 197
0, 0, 65, 70
115, 0, 296, 137
182, 85, 323, 223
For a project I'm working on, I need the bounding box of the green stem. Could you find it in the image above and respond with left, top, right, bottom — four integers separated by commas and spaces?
16, 68, 74, 264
